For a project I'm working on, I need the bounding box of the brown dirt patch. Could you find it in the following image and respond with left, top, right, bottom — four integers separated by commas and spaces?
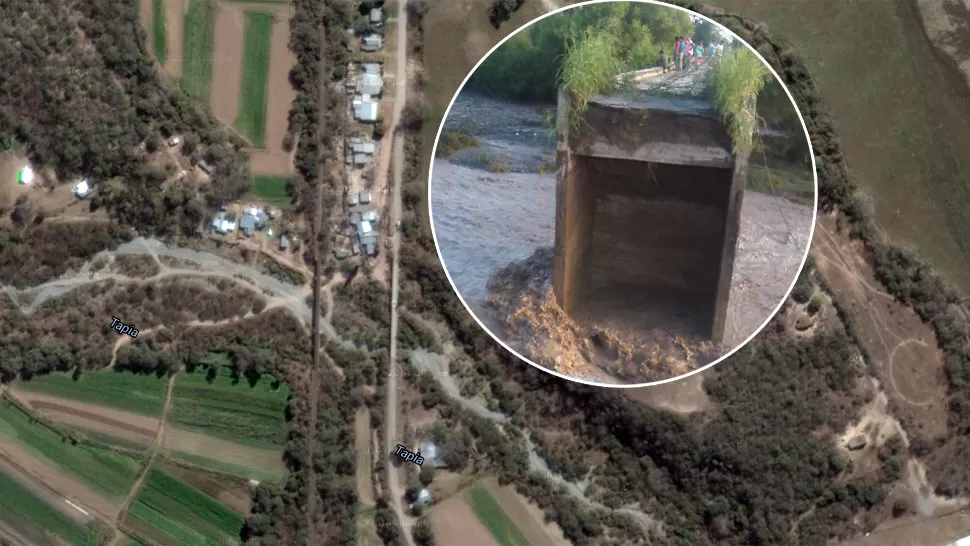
812, 213, 949, 439
355, 407, 376, 506
0, 437, 118, 518
482, 477, 571, 546
159, 462, 252, 514
10, 390, 158, 446
261, 13, 296, 169
0, 457, 93, 524
163, 426, 284, 475
210, 3, 245, 126
163, 0, 185, 78
624, 370, 713, 414
427, 470, 465, 500
430, 493, 500, 546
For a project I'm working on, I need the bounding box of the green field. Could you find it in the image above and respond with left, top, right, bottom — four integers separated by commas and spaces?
181, 0, 218, 101
0, 400, 143, 499
465, 486, 529, 546
170, 364, 289, 450
236, 12, 275, 146
0, 471, 101, 546
126, 469, 243, 546
168, 450, 284, 483
17, 370, 168, 417
152, 0, 167, 64
251, 175, 293, 208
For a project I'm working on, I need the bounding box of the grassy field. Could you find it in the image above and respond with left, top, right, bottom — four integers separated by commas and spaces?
168, 450, 284, 483
251, 175, 293, 208
152, 0, 167, 64
236, 12, 275, 146
0, 400, 143, 499
17, 370, 168, 417
181, 0, 218, 101
710, 0, 970, 292
0, 471, 101, 546
125, 469, 243, 545
170, 364, 289, 450
465, 485, 529, 546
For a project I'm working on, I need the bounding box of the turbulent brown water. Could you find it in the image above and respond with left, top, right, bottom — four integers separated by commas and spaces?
431, 92, 814, 384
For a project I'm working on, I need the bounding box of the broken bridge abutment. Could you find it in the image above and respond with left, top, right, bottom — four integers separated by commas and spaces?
553, 88, 749, 344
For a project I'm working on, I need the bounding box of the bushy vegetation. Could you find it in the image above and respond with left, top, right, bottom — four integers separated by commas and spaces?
708, 48, 770, 154
17, 370, 168, 416
170, 364, 290, 450
127, 469, 244, 545
0, 399, 142, 499
468, 3, 694, 102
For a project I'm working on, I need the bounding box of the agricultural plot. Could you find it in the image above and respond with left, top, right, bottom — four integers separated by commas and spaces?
170, 364, 289, 450
0, 470, 101, 546
251, 175, 293, 208
465, 485, 529, 546
124, 468, 244, 546
181, 0, 218, 101
0, 399, 143, 500
16, 370, 168, 417
152, 0, 167, 64
236, 12, 275, 146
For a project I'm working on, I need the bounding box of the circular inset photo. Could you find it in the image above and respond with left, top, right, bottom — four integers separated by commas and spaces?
429, 0, 817, 387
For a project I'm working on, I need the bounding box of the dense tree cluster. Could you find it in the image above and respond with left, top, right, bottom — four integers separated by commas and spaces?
487, 0, 526, 29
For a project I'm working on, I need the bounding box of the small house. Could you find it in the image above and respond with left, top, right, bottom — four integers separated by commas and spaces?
334, 249, 349, 260
413, 488, 433, 508
168, 136, 181, 147
240, 214, 257, 237
351, 242, 360, 255
73, 179, 92, 199
361, 210, 377, 222
17, 166, 34, 185
353, 95, 380, 123
846, 435, 867, 451
348, 194, 359, 206
358, 220, 373, 235
418, 441, 447, 469
280, 234, 290, 250
212, 214, 236, 234
370, 8, 384, 26
357, 74, 384, 97
197, 160, 214, 175
359, 190, 372, 205
362, 34, 383, 52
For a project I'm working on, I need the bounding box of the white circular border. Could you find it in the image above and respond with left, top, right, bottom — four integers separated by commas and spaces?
427, 0, 819, 389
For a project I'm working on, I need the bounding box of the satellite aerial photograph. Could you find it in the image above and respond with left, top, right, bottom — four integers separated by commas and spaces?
1, 0, 970, 545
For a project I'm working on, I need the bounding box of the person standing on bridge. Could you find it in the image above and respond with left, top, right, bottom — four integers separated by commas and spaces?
658, 48, 669, 73
695, 41, 705, 67
673, 37, 682, 71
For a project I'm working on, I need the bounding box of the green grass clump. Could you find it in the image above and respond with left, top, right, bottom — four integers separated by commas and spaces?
251, 175, 293, 208
170, 364, 290, 450
236, 12, 275, 146
465, 485, 529, 546
0, 400, 142, 499
152, 0, 167, 64
709, 48, 770, 155
17, 370, 168, 417
182, 0, 218, 101
559, 25, 624, 132
0, 471, 101, 546
126, 469, 243, 546
435, 131, 482, 158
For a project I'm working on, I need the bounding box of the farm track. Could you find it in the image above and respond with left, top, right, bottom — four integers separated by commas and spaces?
384, 0, 415, 543
114, 372, 177, 521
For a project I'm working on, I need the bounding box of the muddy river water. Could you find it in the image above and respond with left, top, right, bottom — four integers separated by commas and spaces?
431, 92, 815, 381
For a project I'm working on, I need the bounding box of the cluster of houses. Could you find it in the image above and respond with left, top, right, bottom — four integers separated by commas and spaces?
211, 203, 291, 250
352, 62, 384, 124
339, 189, 378, 259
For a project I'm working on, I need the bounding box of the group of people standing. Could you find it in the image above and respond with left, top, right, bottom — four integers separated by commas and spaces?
658, 36, 724, 73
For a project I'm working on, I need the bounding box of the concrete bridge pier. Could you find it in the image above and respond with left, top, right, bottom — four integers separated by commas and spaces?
553, 88, 749, 344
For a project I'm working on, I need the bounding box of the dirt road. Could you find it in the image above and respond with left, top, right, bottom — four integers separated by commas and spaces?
384, 0, 415, 544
